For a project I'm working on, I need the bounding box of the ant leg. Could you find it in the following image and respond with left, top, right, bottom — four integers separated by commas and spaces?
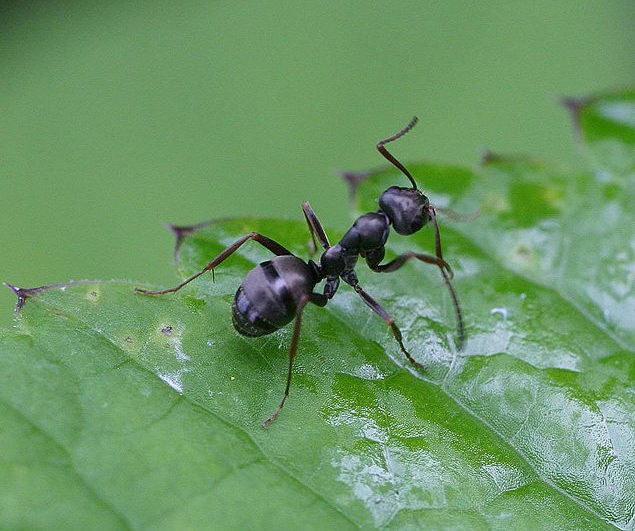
344, 279, 425, 370
371, 252, 453, 278
301, 201, 341, 299
429, 207, 446, 266
262, 293, 312, 428
302, 201, 331, 251
429, 207, 464, 350
369, 209, 465, 350
372, 256, 464, 350
302, 203, 319, 256
136, 232, 293, 295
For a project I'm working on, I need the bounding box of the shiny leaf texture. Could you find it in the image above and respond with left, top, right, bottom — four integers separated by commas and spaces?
1, 90, 633, 530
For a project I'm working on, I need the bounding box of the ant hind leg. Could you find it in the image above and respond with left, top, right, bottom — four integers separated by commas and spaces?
135, 232, 294, 295
301, 201, 331, 253
262, 294, 312, 428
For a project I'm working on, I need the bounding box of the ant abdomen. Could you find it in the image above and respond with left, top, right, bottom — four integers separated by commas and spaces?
232, 286, 278, 336
232, 256, 318, 337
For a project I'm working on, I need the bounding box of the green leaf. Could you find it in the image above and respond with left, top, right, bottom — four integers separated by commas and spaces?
2, 90, 634, 529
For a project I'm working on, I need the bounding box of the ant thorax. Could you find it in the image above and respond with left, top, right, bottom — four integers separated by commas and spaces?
319, 211, 390, 278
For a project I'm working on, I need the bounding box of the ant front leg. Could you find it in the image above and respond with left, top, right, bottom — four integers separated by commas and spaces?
135, 232, 293, 295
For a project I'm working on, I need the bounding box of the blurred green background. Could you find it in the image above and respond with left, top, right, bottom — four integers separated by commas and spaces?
1, 1, 633, 326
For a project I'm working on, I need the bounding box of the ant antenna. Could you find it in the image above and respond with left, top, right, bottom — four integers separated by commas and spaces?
376, 116, 419, 190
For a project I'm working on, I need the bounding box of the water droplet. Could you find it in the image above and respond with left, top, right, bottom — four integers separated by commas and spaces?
353, 364, 385, 380
490, 307, 508, 320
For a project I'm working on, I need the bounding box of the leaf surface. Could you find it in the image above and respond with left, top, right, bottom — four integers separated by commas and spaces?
1, 90, 633, 530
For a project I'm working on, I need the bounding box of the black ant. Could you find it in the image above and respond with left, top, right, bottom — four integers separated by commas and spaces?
136, 117, 464, 428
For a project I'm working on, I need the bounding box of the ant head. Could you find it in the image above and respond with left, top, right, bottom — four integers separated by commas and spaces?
379, 186, 431, 235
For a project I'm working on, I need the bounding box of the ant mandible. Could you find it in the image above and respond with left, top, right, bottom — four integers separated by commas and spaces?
136, 117, 464, 428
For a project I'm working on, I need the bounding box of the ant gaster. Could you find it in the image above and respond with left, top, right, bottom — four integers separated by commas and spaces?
136, 117, 464, 428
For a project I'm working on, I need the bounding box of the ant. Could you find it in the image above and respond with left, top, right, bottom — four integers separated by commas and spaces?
136, 117, 464, 428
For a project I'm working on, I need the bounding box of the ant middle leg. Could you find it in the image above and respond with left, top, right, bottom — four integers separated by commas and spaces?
342, 276, 425, 370
369, 251, 464, 351
135, 232, 294, 295
370, 252, 453, 278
